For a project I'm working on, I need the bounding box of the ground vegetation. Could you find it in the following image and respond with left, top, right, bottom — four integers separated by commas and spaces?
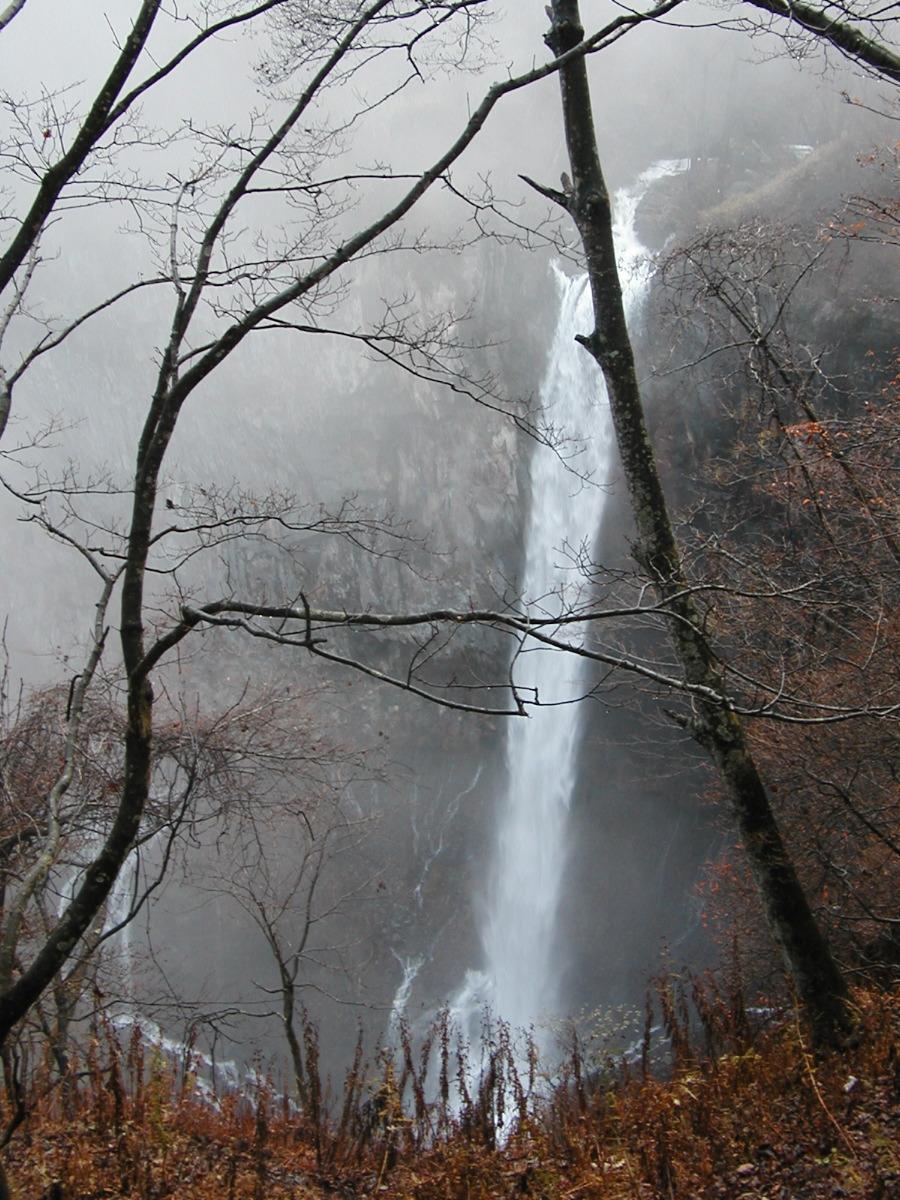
3, 978, 899, 1199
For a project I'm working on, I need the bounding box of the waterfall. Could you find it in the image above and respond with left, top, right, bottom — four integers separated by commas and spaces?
449, 162, 686, 1043
388, 952, 425, 1044
104, 846, 139, 996
480, 265, 607, 1034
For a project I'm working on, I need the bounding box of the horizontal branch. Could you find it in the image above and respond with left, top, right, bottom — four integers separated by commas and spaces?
164, 598, 900, 724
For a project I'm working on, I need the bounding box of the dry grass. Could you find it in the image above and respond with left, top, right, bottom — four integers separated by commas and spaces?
4, 982, 899, 1199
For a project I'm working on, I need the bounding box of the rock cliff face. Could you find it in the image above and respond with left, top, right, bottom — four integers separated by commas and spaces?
136, 125, 899, 1073
2, 200, 557, 1072
636, 138, 897, 494
7, 100, 892, 1080
135, 238, 562, 1071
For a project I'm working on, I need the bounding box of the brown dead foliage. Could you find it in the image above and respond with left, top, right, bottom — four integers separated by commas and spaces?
2, 984, 898, 1200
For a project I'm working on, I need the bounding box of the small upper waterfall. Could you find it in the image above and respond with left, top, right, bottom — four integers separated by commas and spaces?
446, 162, 685, 1042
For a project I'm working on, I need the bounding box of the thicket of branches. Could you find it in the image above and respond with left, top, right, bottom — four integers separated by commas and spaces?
651, 213, 899, 988
0, 5, 896, 1188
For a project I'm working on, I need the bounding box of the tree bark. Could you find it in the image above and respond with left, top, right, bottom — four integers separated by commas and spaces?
0, 677, 151, 1046
0, 0, 28, 34
742, 0, 900, 84
546, 0, 852, 1048
0, 1, 162, 299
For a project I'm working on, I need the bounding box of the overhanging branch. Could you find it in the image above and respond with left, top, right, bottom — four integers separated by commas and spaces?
742, 0, 900, 82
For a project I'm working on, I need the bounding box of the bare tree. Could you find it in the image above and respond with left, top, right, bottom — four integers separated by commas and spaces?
0, 0, 897, 1087
651, 217, 899, 985
198, 792, 376, 1108
0, 0, 697, 1062
527, 0, 880, 1046
0, 645, 356, 1095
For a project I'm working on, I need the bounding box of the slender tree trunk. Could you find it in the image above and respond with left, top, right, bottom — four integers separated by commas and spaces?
546, 0, 851, 1047
0, 0, 162, 300
0, 0, 28, 34
0, 678, 151, 1047
280, 970, 308, 1109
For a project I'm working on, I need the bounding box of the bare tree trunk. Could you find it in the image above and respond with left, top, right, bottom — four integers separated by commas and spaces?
0, 1, 162, 301
0, 0, 28, 34
545, 0, 852, 1048
280, 969, 308, 1109
742, 0, 900, 83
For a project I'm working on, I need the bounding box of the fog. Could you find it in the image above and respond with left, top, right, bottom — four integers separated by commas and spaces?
0, 0, 894, 1080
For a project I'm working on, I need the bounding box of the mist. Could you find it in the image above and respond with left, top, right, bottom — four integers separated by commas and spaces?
0, 0, 895, 1086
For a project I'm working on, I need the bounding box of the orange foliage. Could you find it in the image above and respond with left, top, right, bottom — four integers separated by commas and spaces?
3, 988, 899, 1199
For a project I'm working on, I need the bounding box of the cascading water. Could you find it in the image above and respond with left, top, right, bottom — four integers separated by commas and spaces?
104, 847, 139, 995
479, 266, 608, 1034
447, 161, 686, 1043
